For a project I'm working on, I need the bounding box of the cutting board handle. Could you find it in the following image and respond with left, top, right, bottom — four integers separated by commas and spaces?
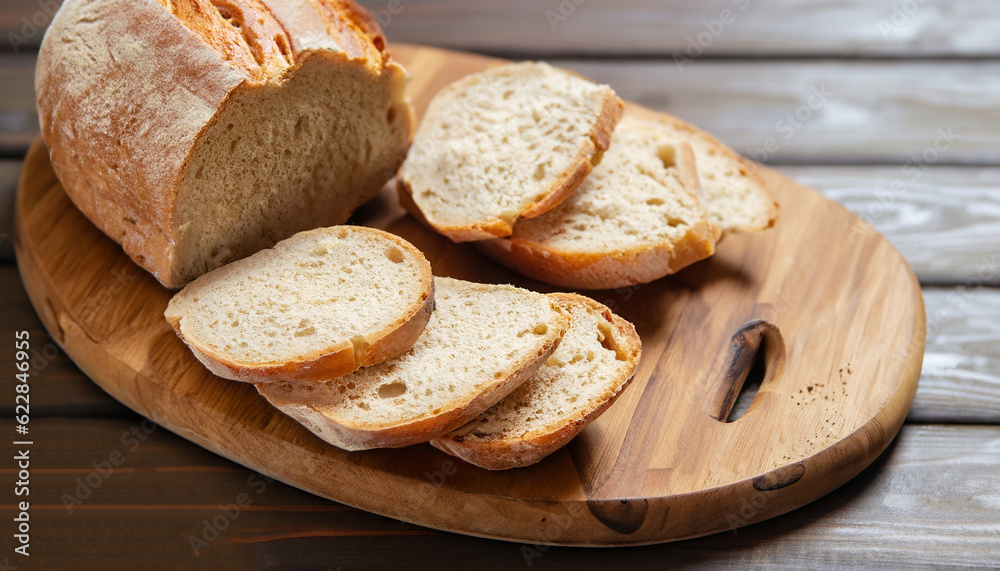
709, 320, 786, 421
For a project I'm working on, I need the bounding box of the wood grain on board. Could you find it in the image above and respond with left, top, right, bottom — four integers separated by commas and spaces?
2, 419, 998, 569
0, 266, 136, 417
4, 0, 1000, 56
3, 55, 1000, 163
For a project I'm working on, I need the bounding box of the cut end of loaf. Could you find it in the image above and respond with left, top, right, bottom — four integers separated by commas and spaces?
169, 54, 413, 287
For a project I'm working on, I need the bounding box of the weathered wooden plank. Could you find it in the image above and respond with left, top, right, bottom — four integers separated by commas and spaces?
914, 288, 1000, 424
4, 54, 1000, 163
2, 419, 997, 568
0, 417, 395, 569
4, 0, 1000, 58
784, 166, 1000, 285
0, 54, 36, 154
0, 160, 19, 262
353, 0, 1000, 58
559, 58, 1000, 164
2, 265, 998, 423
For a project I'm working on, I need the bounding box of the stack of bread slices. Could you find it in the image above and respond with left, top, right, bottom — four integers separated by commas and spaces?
398, 62, 779, 289
165, 226, 642, 470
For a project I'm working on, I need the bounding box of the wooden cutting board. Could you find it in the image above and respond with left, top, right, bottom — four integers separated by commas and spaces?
14, 44, 924, 546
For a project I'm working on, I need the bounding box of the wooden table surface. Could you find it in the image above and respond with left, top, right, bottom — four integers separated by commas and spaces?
1, 1, 998, 569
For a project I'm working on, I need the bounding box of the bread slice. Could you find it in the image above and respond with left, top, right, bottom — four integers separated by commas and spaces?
431, 294, 641, 470
628, 106, 778, 233
37, 0, 414, 288
165, 227, 433, 384
398, 62, 624, 242
476, 115, 722, 289
256, 277, 570, 451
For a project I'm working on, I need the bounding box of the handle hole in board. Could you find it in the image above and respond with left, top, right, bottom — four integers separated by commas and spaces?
711, 320, 785, 423
725, 342, 767, 422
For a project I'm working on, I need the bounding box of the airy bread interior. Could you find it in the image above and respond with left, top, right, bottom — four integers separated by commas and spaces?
639, 109, 777, 233
400, 62, 621, 240
165, 226, 431, 373
256, 277, 568, 449
171, 54, 412, 284
508, 115, 710, 253
449, 294, 639, 445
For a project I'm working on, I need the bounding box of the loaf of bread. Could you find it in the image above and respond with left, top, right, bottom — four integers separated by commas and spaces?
432, 294, 641, 470
36, 0, 414, 288
165, 226, 434, 383
256, 277, 570, 450
398, 62, 624, 242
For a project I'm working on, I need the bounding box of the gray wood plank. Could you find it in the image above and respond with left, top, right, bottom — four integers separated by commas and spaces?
5, 53, 1000, 163
559, 58, 1000, 164
249, 425, 1000, 569
0, 54, 37, 154
5, 0, 1000, 57
784, 166, 1000, 285
0, 160, 19, 263
3, 418, 998, 568
915, 288, 1000, 424
361, 0, 1000, 58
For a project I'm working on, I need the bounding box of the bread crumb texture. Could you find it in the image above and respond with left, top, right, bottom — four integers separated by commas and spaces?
166, 227, 429, 366
171, 55, 411, 284
459, 295, 639, 443
403, 62, 617, 231
260, 277, 563, 426
646, 111, 777, 232
510, 115, 705, 252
